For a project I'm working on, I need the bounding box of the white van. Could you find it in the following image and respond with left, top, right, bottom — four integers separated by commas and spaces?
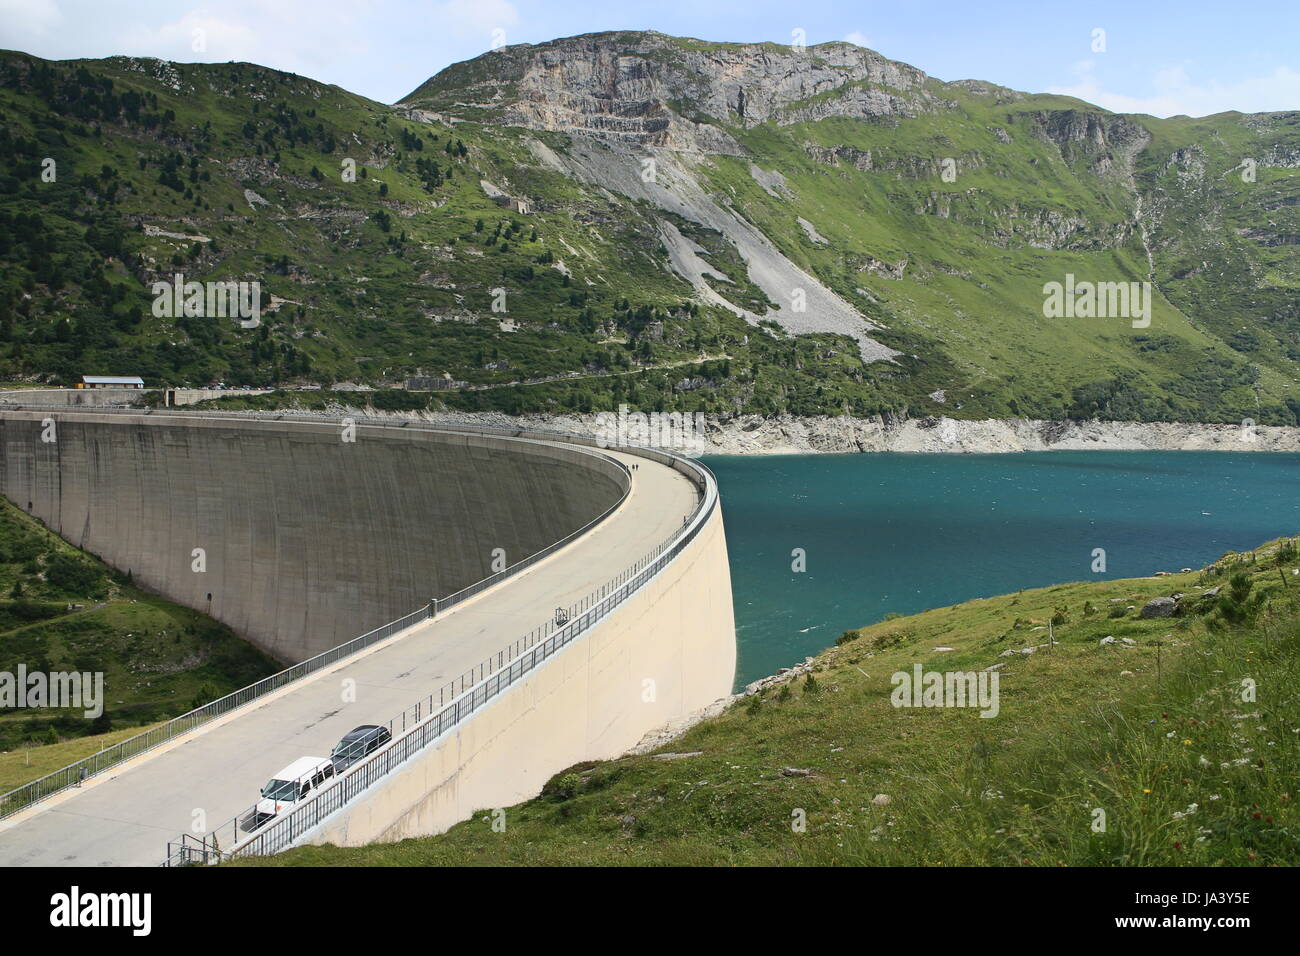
256, 756, 335, 820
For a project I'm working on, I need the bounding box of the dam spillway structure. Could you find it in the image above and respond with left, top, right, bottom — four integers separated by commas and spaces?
0, 408, 736, 861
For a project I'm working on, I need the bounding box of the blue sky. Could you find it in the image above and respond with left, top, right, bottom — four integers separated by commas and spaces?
1, 0, 1297, 117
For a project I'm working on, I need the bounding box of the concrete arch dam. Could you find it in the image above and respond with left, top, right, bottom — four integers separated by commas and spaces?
0, 410, 629, 662
0, 409, 736, 865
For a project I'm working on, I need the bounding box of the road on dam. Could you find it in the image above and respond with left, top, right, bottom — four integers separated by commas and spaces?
0, 444, 698, 867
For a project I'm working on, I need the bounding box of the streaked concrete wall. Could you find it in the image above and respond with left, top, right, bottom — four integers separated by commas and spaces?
164, 388, 275, 406
304, 500, 736, 847
0, 411, 627, 663
0, 388, 148, 407
0, 388, 273, 407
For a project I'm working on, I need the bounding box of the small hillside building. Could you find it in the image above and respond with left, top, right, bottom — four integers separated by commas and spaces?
79, 375, 144, 389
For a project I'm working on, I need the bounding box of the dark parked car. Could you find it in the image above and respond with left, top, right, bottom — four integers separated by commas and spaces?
330, 725, 392, 772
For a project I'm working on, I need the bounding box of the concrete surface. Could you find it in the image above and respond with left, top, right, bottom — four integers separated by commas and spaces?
0, 388, 273, 407
0, 388, 149, 407
0, 411, 628, 661
306, 498, 735, 848
0, 427, 710, 866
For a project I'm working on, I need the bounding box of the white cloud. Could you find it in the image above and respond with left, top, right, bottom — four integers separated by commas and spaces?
843, 31, 869, 48
108, 1, 377, 73
430, 0, 520, 40
0, 0, 64, 37
1049, 60, 1300, 118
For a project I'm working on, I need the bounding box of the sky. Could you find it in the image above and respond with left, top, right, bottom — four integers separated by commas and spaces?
1, 0, 1297, 117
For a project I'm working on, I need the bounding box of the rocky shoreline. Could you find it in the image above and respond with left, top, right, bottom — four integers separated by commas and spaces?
329, 406, 1300, 456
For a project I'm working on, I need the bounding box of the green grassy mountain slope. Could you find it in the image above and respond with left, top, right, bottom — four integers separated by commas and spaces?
244, 538, 1300, 867
0, 497, 279, 759
2, 32, 1298, 423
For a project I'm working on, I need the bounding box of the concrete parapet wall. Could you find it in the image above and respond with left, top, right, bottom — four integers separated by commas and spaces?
0, 411, 628, 663
305, 501, 736, 847
0, 388, 148, 407
0, 388, 274, 407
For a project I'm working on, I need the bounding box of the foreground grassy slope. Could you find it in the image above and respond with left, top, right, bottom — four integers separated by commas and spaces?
0, 498, 279, 762
249, 539, 1299, 866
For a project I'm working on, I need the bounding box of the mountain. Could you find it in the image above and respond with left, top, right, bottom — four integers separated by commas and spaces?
1, 32, 1298, 423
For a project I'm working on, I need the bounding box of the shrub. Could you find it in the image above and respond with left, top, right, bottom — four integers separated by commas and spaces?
1214, 572, 1262, 627
869, 627, 915, 650
543, 772, 582, 801
44, 553, 104, 597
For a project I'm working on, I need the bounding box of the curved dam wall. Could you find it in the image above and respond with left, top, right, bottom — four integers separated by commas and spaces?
0, 411, 628, 663
303, 488, 736, 849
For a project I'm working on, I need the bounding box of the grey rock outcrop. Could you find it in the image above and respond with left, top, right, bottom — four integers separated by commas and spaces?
403, 32, 933, 152
1140, 597, 1177, 619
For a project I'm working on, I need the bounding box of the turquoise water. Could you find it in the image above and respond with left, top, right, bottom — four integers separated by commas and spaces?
703, 451, 1300, 689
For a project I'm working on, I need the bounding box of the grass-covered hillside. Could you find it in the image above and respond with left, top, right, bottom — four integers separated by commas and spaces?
0, 498, 278, 764
2, 33, 1299, 424
248, 538, 1299, 866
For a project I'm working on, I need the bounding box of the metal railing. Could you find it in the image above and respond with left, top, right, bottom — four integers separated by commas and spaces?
0, 602, 434, 821
163, 451, 716, 865
0, 409, 632, 821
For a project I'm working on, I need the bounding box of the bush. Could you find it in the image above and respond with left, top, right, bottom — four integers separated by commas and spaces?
44, 553, 104, 597
543, 772, 582, 801
870, 627, 915, 650
836, 628, 861, 646
1214, 572, 1262, 627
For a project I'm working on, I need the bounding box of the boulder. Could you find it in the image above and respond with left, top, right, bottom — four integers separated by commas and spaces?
1140, 597, 1177, 618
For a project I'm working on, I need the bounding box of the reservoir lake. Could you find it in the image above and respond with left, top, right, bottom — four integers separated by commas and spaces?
703, 451, 1300, 689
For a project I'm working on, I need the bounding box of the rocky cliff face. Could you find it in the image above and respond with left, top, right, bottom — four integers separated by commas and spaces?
403, 32, 934, 152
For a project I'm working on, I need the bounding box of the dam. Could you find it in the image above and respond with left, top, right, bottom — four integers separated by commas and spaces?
0, 411, 629, 662
0, 408, 735, 865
